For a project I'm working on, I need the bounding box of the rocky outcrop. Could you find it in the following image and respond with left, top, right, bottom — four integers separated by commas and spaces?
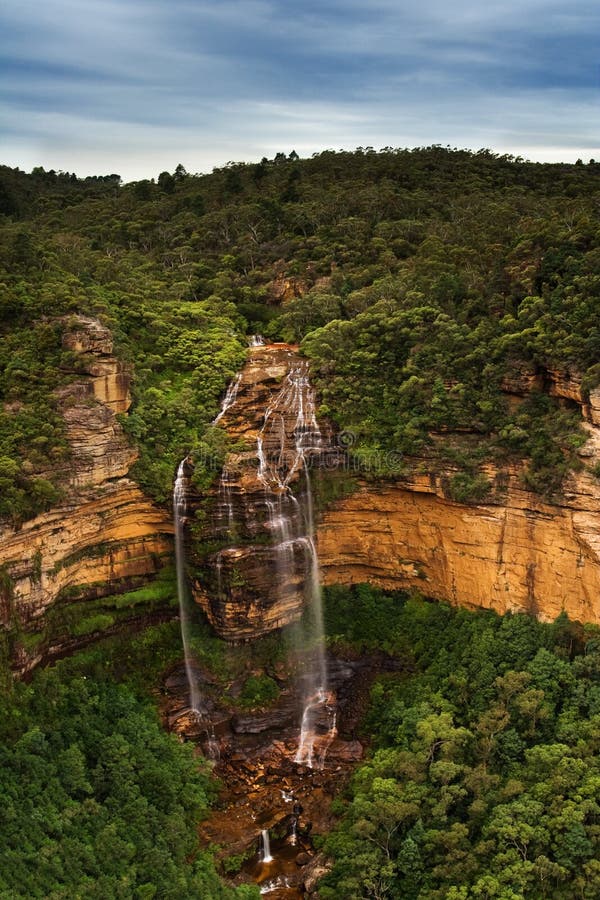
195, 347, 600, 636
0, 317, 173, 673
191, 343, 335, 641
317, 466, 600, 625
57, 317, 137, 487
317, 364, 600, 625
268, 273, 307, 304
502, 361, 600, 426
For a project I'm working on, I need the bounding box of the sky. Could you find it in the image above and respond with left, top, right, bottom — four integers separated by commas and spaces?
1, 0, 599, 181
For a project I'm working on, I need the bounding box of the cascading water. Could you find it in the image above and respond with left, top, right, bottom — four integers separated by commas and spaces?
214, 373, 242, 424
260, 829, 273, 864
174, 460, 201, 714
175, 459, 222, 760
254, 360, 334, 768
207, 347, 336, 769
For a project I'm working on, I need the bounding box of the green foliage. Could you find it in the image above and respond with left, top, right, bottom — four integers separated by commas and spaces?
324, 583, 409, 653
2, 149, 599, 518
8, 566, 177, 661
320, 587, 600, 899
72, 612, 115, 636
0, 655, 257, 899
446, 471, 493, 503
0, 319, 69, 523
121, 298, 247, 501
221, 848, 254, 875
238, 673, 280, 709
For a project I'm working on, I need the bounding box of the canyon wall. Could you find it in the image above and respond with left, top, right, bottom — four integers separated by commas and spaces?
0, 317, 173, 673
318, 373, 600, 626
3, 326, 600, 673
194, 345, 600, 638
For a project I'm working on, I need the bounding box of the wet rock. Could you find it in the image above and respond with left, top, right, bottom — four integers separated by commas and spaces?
326, 739, 364, 763
191, 343, 339, 642
163, 666, 212, 694
232, 706, 296, 734
295, 852, 311, 867
302, 853, 331, 894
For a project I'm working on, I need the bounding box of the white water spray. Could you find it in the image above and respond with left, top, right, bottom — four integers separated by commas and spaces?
260, 829, 273, 864
174, 460, 201, 713
209, 349, 336, 768
214, 373, 242, 424
175, 461, 222, 760
253, 359, 333, 767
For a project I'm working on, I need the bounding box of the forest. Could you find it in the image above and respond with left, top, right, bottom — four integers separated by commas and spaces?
1, 148, 600, 522
1, 148, 600, 898
320, 587, 600, 899
1, 586, 598, 899
0, 621, 259, 899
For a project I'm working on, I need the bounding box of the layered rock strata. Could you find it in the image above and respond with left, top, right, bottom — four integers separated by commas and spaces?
192, 343, 334, 641
197, 347, 600, 634
318, 369, 600, 626
0, 317, 173, 673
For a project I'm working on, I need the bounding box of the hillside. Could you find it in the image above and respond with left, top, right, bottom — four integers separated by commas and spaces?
1, 148, 600, 899
2, 148, 600, 515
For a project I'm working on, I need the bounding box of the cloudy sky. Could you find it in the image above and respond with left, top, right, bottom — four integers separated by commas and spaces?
1, 0, 598, 181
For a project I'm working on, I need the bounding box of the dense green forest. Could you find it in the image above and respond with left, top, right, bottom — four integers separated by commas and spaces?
320, 587, 600, 899
0, 622, 258, 899
1, 148, 600, 522
1, 586, 598, 899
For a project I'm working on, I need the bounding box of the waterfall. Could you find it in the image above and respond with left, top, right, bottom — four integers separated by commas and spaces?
254, 360, 333, 768
260, 829, 273, 864
249, 334, 265, 346
174, 460, 201, 713
209, 348, 336, 768
214, 373, 242, 425
174, 462, 222, 760
216, 467, 235, 537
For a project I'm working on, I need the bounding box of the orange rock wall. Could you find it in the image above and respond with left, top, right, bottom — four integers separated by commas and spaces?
0, 317, 173, 668
318, 464, 600, 625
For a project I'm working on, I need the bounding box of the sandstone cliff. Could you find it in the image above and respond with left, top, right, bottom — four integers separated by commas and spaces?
318, 370, 600, 626
0, 317, 173, 673
195, 346, 600, 637
5, 329, 600, 672
191, 343, 335, 641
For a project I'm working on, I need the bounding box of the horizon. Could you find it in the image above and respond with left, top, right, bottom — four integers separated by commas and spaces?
4, 143, 598, 186
2, 0, 598, 182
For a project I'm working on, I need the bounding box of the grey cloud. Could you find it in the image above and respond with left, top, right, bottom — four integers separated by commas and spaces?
1, 0, 598, 178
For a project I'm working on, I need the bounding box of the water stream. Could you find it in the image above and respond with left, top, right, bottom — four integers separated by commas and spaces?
173, 460, 201, 714
260, 829, 273, 864
173, 369, 248, 743
214, 373, 242, 424
174, 346, 339, 892
253, 359, 334, 768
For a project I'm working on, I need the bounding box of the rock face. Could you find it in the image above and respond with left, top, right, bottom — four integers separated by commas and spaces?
317, 469, 600, 624
0, 317, 173, 673
193, 347, 600, 638
58, 317, 136, 487
318, 370, 600, 626
7, 326, 600, 674
192, 343, 335, 641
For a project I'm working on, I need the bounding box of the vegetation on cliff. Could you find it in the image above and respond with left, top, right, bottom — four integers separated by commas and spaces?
320, 586, 600, 899
1, 148, 600, 521
2, 151, 600, 899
